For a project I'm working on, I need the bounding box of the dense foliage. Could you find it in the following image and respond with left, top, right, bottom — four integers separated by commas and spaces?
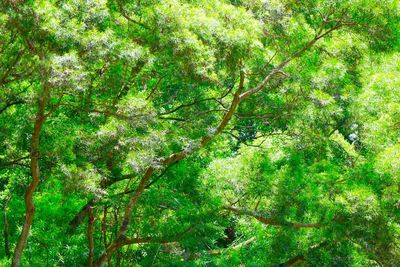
1, 0, 399, 266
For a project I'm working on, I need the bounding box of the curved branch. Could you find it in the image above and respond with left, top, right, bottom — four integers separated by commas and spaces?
274, 241, 332, 267
0, 99, 26, 115
95, 225, 195, 265
67, 173, 137, 234
94, 70, 246, 267
159, 83, 234, 117
146, 75, 166, 100
0, 156, 29, 168
209, 237, 256, 256
0, 49, 25, 86
116, 0, 150, 30
239, 23, 346, 100
223, 206, 322, 229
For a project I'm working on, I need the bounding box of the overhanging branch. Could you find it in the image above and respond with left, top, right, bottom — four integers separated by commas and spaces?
223, 206, 322, 229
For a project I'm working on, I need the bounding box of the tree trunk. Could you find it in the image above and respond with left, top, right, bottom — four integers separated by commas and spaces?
102, 206, 111, 267
88, 204, 95, 267
3, 196, 10, 258
12, 90, 48, 267
116, 250, 121, 267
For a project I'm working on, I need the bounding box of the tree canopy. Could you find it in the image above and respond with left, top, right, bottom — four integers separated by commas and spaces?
0, 0, 399, 266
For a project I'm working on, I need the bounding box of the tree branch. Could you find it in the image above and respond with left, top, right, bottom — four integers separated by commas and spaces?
116, 0, 150, 30
223, 206, 322, 229
0, 99, 26, 115
239, 23, 346, 100
61, 103, 149, 121
209, 237, 256, 256
146, 75, 166, 100
0, 156, 30, 168
67, 172, 137, 234
273, 241, 332, 267
0, 49, 24, 86
95, 225, 195, 266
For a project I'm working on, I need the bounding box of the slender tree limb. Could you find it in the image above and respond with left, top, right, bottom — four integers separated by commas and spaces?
157, 116, 187, 122
95, 225, 195, 266
67, 173, 137, 234
239, 23, 347, 100
0, 155, 29, 168
102, 206, 108, 248
0, 83, 31, 116
0, 99, 26, 115
61, 103, 144, 121
68, 199, 96, 235
44, 94, 64, 119
144, 162, 177, 189
273, 241, 332, 267
223, 206, 322, 229
108, 163, 178, 198
209, 237, 256, 256
12, 84, 50, 267
275, 255, 305, 267
116, 0, 150, 30
146, 75, 166, 100
0, 49, 24, 86
158, 85, 233, 116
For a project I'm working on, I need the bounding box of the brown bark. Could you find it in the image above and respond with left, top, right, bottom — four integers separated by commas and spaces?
88, 204, 95, 267
68, 199, 95, 234
67, 174, 135, 234
276, 255, 305, 266
274, 241, 331, 266
239, 23, 344, 100
3, 196, 10, 258
98, 224, 194, 265
224, 206, 322, 229
146, 74, 166, 100
94, 73, 245, 267
116, 250, 121, 267
95, 41, 298, 264
102, 206, 108, 247
94, 20, 348, 266
7, 5, 61, 266
95, 168, 156, 266
210, 237, 256, 256
0, 49, 24, 86
12, 87, 49, 267
101, 206, 111, 266
0, 156, 29, 168
0, 100, 26, 116
69, 162, 177, 234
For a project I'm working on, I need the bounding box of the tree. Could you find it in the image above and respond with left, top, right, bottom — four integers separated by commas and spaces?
0, 0, 399, 266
